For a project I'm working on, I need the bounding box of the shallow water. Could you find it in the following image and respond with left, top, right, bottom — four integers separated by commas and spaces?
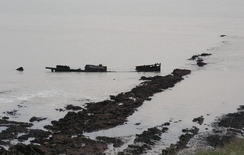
85, 35, 244, 154
1, 0, 244, 153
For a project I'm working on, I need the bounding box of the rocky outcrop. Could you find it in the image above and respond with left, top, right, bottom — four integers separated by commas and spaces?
193, 116, 204, 125
16, 67, 24, 71
161, 126, 199, 155
118, 125, 167, 155
65, 104, 83, 111
172, 69, 191, 77
0, 68, 192, 154
44, 69, 191, 135
189, 53, 212, 67
29, 116, 47, 122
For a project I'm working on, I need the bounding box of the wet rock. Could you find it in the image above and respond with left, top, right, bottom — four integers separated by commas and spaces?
2, 116, 9, 120
16, 67, 24, 71
120, 127, 162, 154
161, 126, 199, 154
29, 116, 47, 122
192, 116, 204, 125
55, 108, 65, 112
197, 58, 204, 62
65, 104, 82, 111
197, 61, 207, 67
206, 134, 233, 147
28, 129, 51, 139
189, 55, 199, 60
163, 122, 170, 126
8, 144, 44, 155
4, 110, 18, 116
18, 104, 26, 108
127, 144, 151, 154
140, 75, 163, 80
172, 69, 191, 77
18, 134, 29, 141
216, 111, 244, 129
134, 127, 162, 145
43, 133, 108, 154
189, 53, 212, 67
200, 53, 212, 57
0, 140, 10, 146
0, 119, 33, 145
182, 127, 199, 134
96, 136, 123, 147
162, 127, 169, 133
237, 105, 244, 111
203, 106, 244, 149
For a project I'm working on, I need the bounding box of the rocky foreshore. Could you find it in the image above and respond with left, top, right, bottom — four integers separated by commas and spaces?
1, 49, 243, 155
0, 68, 191, 154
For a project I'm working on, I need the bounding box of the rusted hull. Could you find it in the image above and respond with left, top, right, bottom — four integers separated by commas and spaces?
135, 63, 161, 72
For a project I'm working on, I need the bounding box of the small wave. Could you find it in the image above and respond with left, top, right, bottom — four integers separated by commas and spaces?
0, 98, 13, 103
17, 94, 35, 101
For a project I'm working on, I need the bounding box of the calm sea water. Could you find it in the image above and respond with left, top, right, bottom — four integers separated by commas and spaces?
1, 0, 244, 153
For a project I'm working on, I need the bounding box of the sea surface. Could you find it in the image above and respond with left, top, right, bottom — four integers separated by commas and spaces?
1, 0, 244, 153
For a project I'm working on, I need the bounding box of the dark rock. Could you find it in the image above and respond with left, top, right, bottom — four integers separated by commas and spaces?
28, 129, 51, 139
206, 134, 233, 147
220, 35, 226, 37
182, 126, 199, 134
18, 134, 29, 141
55, 108, 65, 112
172, 69, 191, 77
0, 140, 10, 146
140, 75, 162, 80
192, 116, 204, 125
216, 111, 244, 129
162, 127, 169, 133
163, 122, 170, 126
29, 116, 47, 122
8, 144, 44, 155
0, 119, 33, 146
65, 104, 82, 111
189, 55, 199, 60
182, 129, 188, 133
16, 67, 24, 71
237, 105, 244, 111
120, 126, 163, 154
4, 110, 18, 116
197, 61, 207, 67
2, 116, 9, 120
196, 58, 204, 62
200, 53, 212, 57
96, 136, 124, 147
203, 106, 244, 149
161, 126, 199, 154
189, 53, 212, 68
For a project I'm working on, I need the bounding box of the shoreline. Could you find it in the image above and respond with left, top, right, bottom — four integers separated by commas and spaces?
0, 50, 243, 154
0, 68, 191, 154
